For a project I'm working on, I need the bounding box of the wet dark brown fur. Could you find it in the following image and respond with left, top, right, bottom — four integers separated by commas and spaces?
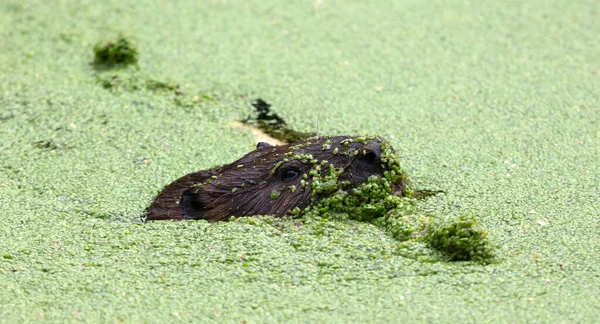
145, 136, 406, 221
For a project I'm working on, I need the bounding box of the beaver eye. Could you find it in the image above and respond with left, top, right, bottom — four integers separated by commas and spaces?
281, 168, 300, 180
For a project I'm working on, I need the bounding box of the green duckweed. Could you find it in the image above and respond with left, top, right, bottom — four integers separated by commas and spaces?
93, 36, 138, 68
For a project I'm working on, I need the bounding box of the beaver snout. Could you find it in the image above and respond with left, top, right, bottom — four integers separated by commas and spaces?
363, 139, 383, 162
348, 138, 406, 196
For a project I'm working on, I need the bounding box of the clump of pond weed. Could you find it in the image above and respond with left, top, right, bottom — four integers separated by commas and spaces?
93, 36, 138, 68
423, 213, 495, 263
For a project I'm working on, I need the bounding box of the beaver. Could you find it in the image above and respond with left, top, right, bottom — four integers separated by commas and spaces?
144, 135, 407, 221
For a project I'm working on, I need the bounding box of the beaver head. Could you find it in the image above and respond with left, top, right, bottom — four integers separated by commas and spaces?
145, 135, 407, 221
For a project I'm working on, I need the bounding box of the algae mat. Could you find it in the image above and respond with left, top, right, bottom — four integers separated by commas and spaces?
1, 0, 599, 322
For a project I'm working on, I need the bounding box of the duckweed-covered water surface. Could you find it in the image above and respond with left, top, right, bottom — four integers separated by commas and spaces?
1, 0, 598, 322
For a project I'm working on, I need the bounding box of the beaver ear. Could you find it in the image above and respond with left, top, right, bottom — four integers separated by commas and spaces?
179, 188, 208, 220
256, 142, 272, 149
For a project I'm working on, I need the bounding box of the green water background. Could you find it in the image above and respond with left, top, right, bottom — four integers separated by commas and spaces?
0, 0, 598, 322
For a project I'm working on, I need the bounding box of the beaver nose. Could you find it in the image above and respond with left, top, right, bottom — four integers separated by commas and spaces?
365, 140, 383, 162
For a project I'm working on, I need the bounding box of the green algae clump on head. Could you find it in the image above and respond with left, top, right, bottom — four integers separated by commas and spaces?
299, 135, 411, 222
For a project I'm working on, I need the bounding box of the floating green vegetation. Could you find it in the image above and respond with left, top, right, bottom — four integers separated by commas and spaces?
96, 72, 214, 105
32, 139, 65, 151
242, 98, 315, 143
92, 36, 139, 68
96, 73, 144, 91
96, 72, 183, 94
145, 79, 181, 92
94, 73, 210, 108
423, 213, 495, 262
